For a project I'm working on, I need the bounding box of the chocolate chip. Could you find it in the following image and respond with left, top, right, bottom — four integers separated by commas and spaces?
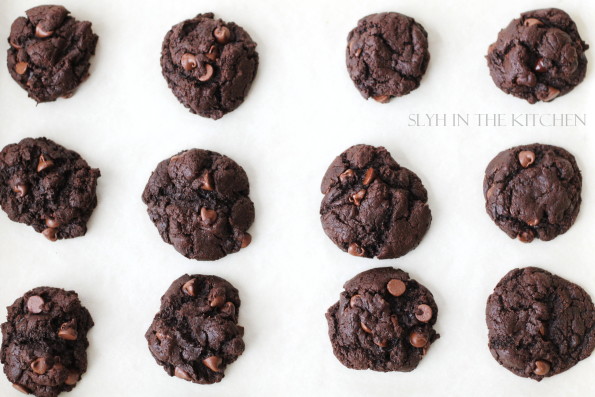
45, 218, 60, 228
27, 295, 44, 314
355, 48, 362, 57
534, 58, 547, 73
37, 155, 54, 172
387, 279, 406, 297
213, 26, 231, 44
198, 64, 214, 82
516, 73, 536, 88
534, 360, 550, 376
206, 45, 219, 61
374, 338, 388, 348
35, 25, 53, 38
486, 185, 496, 199
42, 228, 58, 242
409, 331, 428, 348
527, 218, 540, 226
518, 231, 535, 243
202, 356, 222, 372
360, 322, 373, 334
349, 189, 366, 206
181, 53, 197, 71
210, 295, 225, 308
373, 95, 390, 103
65, 371, 79, 386
362, 168, 377, 185
524, 18, 543, 27
347, 242, 365, 257
12, 184, 28, 197
200, 207, 218, 225
174, 366, 192, 381
15, 62, 28, 75
241, 233, 252, 248
349, 294, 362, 308
199, 171, 214, 191
415, 304, 433, 322
58, 321, 78, 341
182, 279, 196, 296
221, 301, 235, 317
518, 150, 535, 168
30, 357, 49, 375
543, 86, 560, 102
339, 169, 355, 184
12, 384, 29, 394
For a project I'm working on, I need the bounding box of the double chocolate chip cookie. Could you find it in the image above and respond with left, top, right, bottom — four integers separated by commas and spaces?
326, 267, 439, 371
487, 8, 589, 103
7, 5, 99, 102
346, 12, 430, 103
0, 137, 101, 241
486, 267, 595, 381
142, 149, 254, 261
484, 143, 581, 243
146, 274, 245, 384
1, 287, 94, 396
320, 144, 431, 259
161, 13, 259, 119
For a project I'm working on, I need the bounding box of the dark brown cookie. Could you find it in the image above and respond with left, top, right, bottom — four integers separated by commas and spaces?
0, 137, 101, 241
484, 143, 581, 243
1, 287, 94, 396
486, 267, 595, 381
320, 144, 431, 259
7, 5, 98, 103
161, 12, 259, 119
487, 8, 588, 103
146, 274, 244, 385
142, 149, 254, 261
346, 12, 430, 103
326, 267, 439, 372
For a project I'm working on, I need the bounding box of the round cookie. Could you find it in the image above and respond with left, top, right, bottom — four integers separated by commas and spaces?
1, 287, 94, 396
486, 8, 589, 103
7, 5, 99, 103
142, 149, 254, 261
0, 137, 101, 241
346, 12, 430, 103
145, 274, 245, 385
161, 12, 259, 119
483, 143, 581, 243
326, 267, 439, 372
320, 144, 431, 259
486, 267, 595, 381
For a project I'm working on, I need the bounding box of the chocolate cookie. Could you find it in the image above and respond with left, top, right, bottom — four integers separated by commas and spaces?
146, 274, 244, 384
486, 8, 589, 103
484, 143, 581, 243
142, 149, 254, 261
346, 12, 430, 103
486, 267, 595, 381
0, 137, 101, 241
326, 267, 439, 372
1, 287, 94, 396
161, 12, 259, 119
320, 144, 431, 259
7, 5, 98, 103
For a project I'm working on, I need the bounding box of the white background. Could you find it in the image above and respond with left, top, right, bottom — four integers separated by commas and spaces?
0, 0, 593, 396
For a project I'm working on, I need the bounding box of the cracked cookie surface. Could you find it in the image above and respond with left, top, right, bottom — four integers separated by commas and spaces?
326, 267, 439, 372
486, 8, 588, 103
486, 267, 595, 381
7, 5, 98, 103
0, 137, 101, 241
161, 12, 259, 120
142, 149, 254, 261
483, 143, 581, 243
320, 144, 431, 259
346, 12, 430, 103
1, 287, 94, 397
146, 274, 245, 384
